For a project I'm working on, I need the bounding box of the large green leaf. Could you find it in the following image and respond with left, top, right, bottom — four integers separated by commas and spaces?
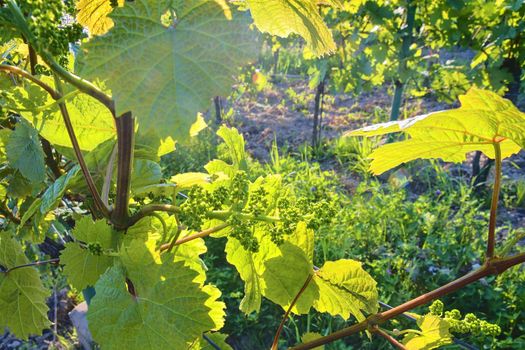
0, 233, 50, 339
6, 120, 46, 183
79, 0, 259, 140
246, 0, 339, 56
402, 314, 452, 350
60, 217, 117, 290
347, 88, 525, 175
88, 238, 222, 350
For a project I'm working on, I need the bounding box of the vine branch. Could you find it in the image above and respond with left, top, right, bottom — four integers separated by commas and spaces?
159, 223, 230, 252
0, 64, 58, 98
0, 258, 60, 274
53, 75, 111, 219
112, 112, 134, 229
128, 204, 181, 228
372, 326, 407, 350
292, 252, 525, 349
272, 273, 314, 350
486, 142, 502, 259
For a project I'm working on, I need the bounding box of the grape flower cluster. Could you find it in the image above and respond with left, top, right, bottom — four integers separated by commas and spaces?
179, 185, 228, 231
429, 300, 501, 337
179, 171, 335, 253
20, 0, 84, 57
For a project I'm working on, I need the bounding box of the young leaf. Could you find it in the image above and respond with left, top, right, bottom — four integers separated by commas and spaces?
0, 233, 50, 339
246, 0, 339, 56
78, 0, 259, 141
6, 120, 46, 183
217, 126, 248, 171
402, 314, 453, 350
347, 88, 525, 175
60, 217, 117, 290
312, 259, 378, 322
225, 235, 267, 313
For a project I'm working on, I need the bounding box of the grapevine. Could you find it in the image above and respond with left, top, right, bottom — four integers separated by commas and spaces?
0, 1, 523, 350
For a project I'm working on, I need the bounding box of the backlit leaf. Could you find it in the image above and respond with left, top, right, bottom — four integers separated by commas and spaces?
312, 259, 378, 322
79, 0, 259, 141
0, 233, 50, 339
403, 314, 453, 350
60, 217, 117, 290
88, 238, 221, 350
76, 0, 124, 36
246, 0, 338, 56
347, 88, 525, 174
6, 120, 46, 183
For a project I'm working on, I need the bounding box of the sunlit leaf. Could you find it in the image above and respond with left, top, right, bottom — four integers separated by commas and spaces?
79, 0, 259, 141
0, 233, 50, 339
347, 88, 525, 174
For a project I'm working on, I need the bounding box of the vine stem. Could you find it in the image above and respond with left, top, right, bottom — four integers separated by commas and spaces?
0, 258, 59, 273
372, 326, 407, 350
291, 252, 525, 350
159, 223, 230, 252
0, 64, 58, 98
486, 142, 502, 259
272, 274, 314, 350
53, 75, 111, 219
128, 204, 181, 228
112, 113, 134, 229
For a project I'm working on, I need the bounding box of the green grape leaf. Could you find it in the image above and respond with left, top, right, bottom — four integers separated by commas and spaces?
226, 233, 316, 314
246, 0, 338, 57
0, 128, 11, 164
130, 159, 162, 190
40, 166, 80, 214
288, 221, 315, 262
0, 233, 50, 339
403, 314, 453, 350
262, 242, 318, 314
79, 0, 259, 141
60, 217, 117, 290
225, 235, 267, 313
88, 239, 221, 350
6, 120, 46, 183
7, 76, 115, 152
347, 88, 525, 174
217, 126, 247, 170
76, 0, 124, 36
190, 332, 232, 350
312, 259, 378, 322
171, 172, 212, 189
